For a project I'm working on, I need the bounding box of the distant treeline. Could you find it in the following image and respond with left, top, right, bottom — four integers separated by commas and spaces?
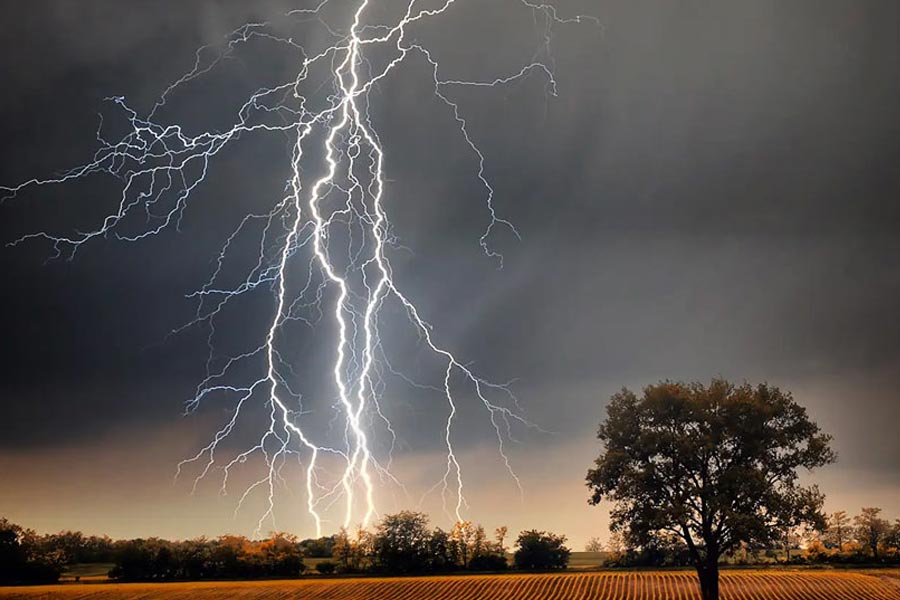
1, 511, 570, 585
328, 512, 568, 575
584, 507, 900, 568
107, 534, 306, 581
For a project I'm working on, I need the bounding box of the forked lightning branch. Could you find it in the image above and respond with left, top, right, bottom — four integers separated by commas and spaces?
2, 0, 593, 537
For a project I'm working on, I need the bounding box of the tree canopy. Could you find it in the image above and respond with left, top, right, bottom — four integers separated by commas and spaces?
513, 530, 570, 570
371, 511, 432, 574
0, 518, 64, 585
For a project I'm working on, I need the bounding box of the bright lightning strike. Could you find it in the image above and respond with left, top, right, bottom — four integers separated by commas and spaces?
3, 1, 595, 538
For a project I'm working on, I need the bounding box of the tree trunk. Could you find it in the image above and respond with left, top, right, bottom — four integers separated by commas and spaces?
783, 530, 791, 563
696, 563, 720, 600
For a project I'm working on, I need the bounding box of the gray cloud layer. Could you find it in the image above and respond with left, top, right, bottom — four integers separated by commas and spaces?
1, 0, 898, 536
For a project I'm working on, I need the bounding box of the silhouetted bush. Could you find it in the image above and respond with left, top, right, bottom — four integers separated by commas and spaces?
300, 536, 336, 558
315, 561, 335, 574
513, 530, 570, 571
468, 552, 509, 571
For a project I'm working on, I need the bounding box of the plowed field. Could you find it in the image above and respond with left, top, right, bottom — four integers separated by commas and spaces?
3, 570, 899, 600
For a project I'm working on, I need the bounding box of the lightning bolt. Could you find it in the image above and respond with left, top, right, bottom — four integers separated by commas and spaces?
3, 1, 595, 537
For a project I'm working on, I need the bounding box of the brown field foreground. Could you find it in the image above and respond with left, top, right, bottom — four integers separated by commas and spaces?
3, 570, 900, 600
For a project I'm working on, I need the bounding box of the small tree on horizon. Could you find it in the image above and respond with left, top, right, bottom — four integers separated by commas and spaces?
450, 521, 476, 569
494, 526, 508, 554
586, 380, 835, 600
854, 507, 890, 560
332, 526, 371, 573
371, 511, 431, 574
584, 537, 604, 552
825, 511, 851, 550
513, 530, 570, 570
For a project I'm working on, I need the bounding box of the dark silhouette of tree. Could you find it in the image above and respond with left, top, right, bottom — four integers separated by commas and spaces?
315, 561, 335, 574
370, 511, 431, 574
181, 537, 215, 579
0, 518, 63, 585
427, 528, 455, 571
38, 530, 84, 565
586, 380, 835, 600
0, 519, 28, 585
449, 521, 476, 569
885, 520, 900, 551
825, 511, 850, 550
109, 539, 157, 581
257, 532, 306, 578
584, 537, 604, 552
299, 536, 336, 558
513, 530, 570, 570
332, 527, 370, 573
106, 534, 306, 581
855, 507, 890, 560
468, 526, 509, 571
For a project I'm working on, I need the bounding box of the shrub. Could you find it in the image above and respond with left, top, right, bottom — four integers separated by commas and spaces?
468, 553, 509, 571
513, 530, 570, 571
315, 561, 336, 574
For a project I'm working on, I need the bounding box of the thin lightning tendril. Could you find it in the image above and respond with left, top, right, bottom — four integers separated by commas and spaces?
3, 0, 594, 537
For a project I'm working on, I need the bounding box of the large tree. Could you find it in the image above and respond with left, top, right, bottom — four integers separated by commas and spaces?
586, 380, 835, 600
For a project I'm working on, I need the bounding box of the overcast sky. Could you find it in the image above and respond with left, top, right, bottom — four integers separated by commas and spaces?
1, 0, 898, 548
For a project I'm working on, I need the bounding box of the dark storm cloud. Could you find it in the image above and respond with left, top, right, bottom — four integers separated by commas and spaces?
1, 0, 898, 523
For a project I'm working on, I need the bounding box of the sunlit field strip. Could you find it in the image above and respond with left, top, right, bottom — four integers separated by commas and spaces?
3, 571, 900, 600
